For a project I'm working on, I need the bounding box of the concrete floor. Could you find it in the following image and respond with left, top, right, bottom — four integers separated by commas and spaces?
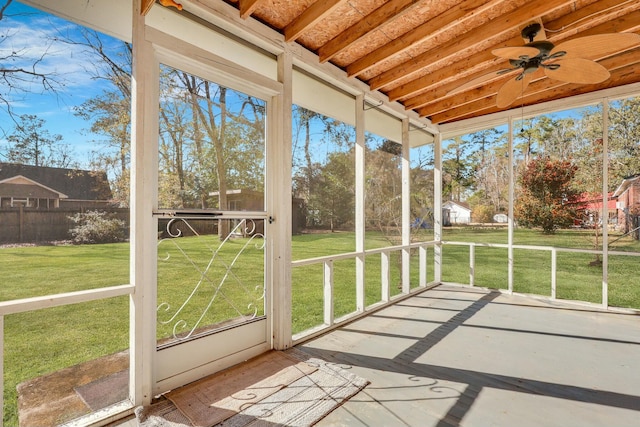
112, 284, 640, 426
297, 284, 640, 427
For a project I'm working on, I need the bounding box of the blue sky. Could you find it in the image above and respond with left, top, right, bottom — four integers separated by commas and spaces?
0, 1, 123, 167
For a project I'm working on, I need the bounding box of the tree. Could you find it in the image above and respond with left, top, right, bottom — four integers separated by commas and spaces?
3, 114, 73, 167
154, 67, 266, 238
607, 98, 640, 183
291, 106, 357, 231
0, 0, 65, 123
515, 156, 578, 233
442, 136, 474, 201
366, 140, 402, 240
315, 150, 355, 231
467, 128, 508, 219
70, 28, 132, 206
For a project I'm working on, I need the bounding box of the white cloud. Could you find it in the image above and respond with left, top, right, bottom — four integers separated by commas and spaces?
1, 4, 124, 94
0, 2, 127, 164
1, 17, 93, 89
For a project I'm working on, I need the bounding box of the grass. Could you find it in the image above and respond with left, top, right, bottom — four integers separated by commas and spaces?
2, 227, 640, 425
156, 235, 266, 342
439, 227, 640, 307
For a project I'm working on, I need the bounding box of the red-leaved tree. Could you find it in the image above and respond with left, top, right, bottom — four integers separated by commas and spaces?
515, 156, 578, 233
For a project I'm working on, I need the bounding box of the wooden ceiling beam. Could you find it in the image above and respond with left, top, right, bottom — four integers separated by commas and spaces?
398, 35, 636, 110
542, 0, 640, 35
393, 7, 640, 107
367, 0, 577, 91
390, 50, 502, 103
393, 8, 637, 102
285, 0, 345, 42
318, 0, 422, 63
239, 0, 263, 19
428, 53, 640, 124
345, 0, 499, 77
445, 62, 640, 124
424, 49, 640, 119
141, 0, 155, 15
391, 1, 640, 102
414, 76, 512, 117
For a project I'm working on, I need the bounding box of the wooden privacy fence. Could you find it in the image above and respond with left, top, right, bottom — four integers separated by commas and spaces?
0, 207, 129, 243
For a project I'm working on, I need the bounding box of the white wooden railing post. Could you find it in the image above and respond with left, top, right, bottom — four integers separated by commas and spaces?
551, 248, 557, 299
469, 243, 475, 287
324, 260, 334, 326
419, 246, 427, 287
381, 251, 391, 302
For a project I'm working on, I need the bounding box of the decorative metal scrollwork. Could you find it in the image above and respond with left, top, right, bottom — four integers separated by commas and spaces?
156, 217, 265, 342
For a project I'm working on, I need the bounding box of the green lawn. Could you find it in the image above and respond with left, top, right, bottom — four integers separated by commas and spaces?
440, 227, 640, 307
2, 227, 640, 425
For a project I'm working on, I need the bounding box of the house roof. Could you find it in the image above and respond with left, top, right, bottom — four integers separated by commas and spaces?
0, 175, 69, 198
443, 200, 472, 212
0, 163, 112, 201
571, 192, 617, 210
612, 174, 640, 198
182, 0, 640, 126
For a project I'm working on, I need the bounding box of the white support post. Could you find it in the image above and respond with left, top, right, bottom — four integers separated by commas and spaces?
323, 260, 334, 326
381, 251, 391, 302
419, 246, 427, 287
507, 118, 514, 293
401, 119, 411, 293
469, 244, 475, 287
551, 248, 557, 299
602, 100, 609, 308
434, 133, 443, 283
355, 94, 366, 312
272, 49, 293, 350
130, 1, 159, 407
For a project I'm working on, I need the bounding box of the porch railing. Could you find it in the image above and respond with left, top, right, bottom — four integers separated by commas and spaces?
443, 241, 640, 308
291, 239, 640, 343
291, 240, 438, 342
0, 285, 135, 427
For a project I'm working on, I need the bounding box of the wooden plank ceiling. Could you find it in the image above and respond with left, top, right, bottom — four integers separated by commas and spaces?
216, 0, 640, 124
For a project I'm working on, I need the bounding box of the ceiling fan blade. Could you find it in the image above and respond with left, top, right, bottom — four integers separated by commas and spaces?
551, 33, 640, 60
496, 73, 533, 108
492, 46, 540, 60
447, 68, 516, 95
544, 58, 610, 84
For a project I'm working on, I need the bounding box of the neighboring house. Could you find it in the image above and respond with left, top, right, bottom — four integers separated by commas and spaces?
612, 174, 640, 235
209, 189, 305, 234
442, 200, 471, 225
0, 163, 113, 209
570, 192, 617, 228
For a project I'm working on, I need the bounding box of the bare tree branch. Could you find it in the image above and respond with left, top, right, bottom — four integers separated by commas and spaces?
0, 0, 66, 123
0, 0, 12, 20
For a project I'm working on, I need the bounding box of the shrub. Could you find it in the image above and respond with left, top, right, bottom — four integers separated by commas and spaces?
68, 210, 127, 244
472, 204, 495, 223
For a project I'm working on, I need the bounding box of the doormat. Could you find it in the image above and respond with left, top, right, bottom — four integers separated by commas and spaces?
135, 349, 368, 427
74, 369, 129, 411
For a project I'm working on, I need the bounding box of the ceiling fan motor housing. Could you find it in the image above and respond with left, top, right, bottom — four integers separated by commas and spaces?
521, 23, 542, 42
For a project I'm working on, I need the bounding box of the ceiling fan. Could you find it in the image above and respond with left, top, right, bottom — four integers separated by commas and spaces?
450, 22, 640, 108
